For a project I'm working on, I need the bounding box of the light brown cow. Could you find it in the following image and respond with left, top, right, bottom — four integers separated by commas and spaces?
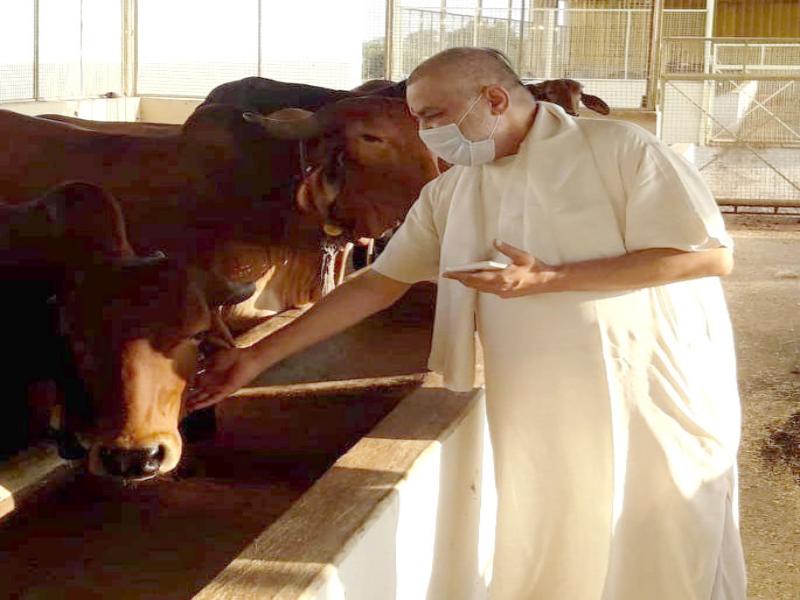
1, 182, 254, 477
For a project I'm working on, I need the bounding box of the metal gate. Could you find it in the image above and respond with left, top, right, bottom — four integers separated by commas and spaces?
659, 36, 800, 209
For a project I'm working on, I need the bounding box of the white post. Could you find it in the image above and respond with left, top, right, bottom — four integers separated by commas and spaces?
33, 0, 39, 100
257, 0, 262, 77
702, 0, 717, 144
473, 0, 482, 47
517, 0, 526, 74
121, 0, 137, 97
624, 9, 631, 80
645, 0, 664, 110
440, 0, 447, 53
385, 0, 394, 80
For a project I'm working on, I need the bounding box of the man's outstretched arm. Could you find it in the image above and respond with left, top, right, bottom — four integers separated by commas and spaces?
188, 269, 412, 410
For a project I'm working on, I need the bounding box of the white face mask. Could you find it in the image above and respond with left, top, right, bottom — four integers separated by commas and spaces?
418, 94, 501, 167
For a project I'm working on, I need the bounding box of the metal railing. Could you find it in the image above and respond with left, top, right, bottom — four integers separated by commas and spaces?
660, 37, 800, 208
389, 2, 708, 109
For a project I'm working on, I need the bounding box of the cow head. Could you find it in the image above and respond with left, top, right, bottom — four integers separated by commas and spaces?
24, 183, 254, 480
526, 79, 610, 117
60, 259, 253, 480
242, 96, 440, 242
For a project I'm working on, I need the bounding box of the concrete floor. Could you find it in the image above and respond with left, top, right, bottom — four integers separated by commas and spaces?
723, 214, 800, 599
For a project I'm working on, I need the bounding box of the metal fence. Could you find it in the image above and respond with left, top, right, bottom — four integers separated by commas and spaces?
660, 37, 800, 208
136, 0, 386, 97
0, 0, 122, 103
388, 1, 709, 109
0, 0, 387, 102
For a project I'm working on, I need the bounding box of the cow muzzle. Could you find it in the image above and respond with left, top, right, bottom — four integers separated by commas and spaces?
98, 445, 164, 479
89, 432, 182, 481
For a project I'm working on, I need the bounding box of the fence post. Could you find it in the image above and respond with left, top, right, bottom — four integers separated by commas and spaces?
473, 0, 482, 47
517, 0, 526, 75
257, 0, 262, 77
122, 0, 137, 97
440, 0, 447, 53
624, 9, 631, 80
385, 0, 396, 80
33, 0, 39, 100
645, 0, 664, 110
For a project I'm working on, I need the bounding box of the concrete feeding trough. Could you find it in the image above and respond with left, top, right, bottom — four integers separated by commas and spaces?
0, 283, 495, 599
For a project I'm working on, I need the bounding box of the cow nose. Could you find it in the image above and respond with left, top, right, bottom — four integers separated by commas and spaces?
98, 445, 165, 479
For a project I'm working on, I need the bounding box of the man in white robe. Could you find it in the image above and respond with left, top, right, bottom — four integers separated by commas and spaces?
190, 47, 746, 599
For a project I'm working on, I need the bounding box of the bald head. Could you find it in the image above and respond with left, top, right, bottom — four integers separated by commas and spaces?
408, 47, 523, 96
407, 47, 538, 162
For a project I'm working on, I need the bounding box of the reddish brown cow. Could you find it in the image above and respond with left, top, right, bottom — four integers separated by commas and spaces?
526, 79, 610, 117
37, 114, 179, 137
32, 77, 611, 328
0, 96, 437, 478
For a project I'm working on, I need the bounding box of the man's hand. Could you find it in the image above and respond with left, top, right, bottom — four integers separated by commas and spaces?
443, 240, 733, 298
443, 240, 559, 298
187, 346, 266, 412
185, 268, 411, 412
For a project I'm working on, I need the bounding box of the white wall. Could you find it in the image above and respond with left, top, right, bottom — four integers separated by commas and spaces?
0, 96, 139, 119
310, 390, 497, 600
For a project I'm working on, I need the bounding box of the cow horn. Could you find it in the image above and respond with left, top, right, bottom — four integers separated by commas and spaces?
193, 268, 257, 307
243, 108, 322, 140
109, 250, 168, 268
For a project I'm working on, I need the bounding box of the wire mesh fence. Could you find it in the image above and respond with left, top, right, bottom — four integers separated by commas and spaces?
388, 1, 709, 109
661, 37, 800, 206
0, 0, 122, 102
137, 0, 388, 97
0, 0, 387, 101
0, 0, 35, 102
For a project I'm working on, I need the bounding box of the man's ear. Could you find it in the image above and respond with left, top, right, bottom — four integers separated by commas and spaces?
484, 84, 510, 115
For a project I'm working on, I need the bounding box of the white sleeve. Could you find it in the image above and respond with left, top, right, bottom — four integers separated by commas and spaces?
621, 128, 733, 253
370, 187, 441, 284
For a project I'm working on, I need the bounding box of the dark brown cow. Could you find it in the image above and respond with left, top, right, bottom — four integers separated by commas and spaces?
1, 98, 435, 252
1, 182, 253, 476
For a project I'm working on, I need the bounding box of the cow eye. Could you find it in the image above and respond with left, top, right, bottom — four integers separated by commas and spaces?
189, 331, 208, 344
360, 133, 383, 143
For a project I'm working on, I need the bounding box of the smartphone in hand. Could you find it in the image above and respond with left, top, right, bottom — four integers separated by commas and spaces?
443, 260, 509, 274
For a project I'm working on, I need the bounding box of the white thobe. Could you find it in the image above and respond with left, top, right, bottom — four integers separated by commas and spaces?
371, 102, 746, 599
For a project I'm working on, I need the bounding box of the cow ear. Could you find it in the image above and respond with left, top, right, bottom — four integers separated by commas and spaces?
43, 181, 136, 262
581, 93, 611, 115
525, 82, 544, 101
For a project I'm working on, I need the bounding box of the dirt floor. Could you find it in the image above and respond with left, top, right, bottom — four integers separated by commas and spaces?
1, 221, 797, 597
723, 214, 800, 599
